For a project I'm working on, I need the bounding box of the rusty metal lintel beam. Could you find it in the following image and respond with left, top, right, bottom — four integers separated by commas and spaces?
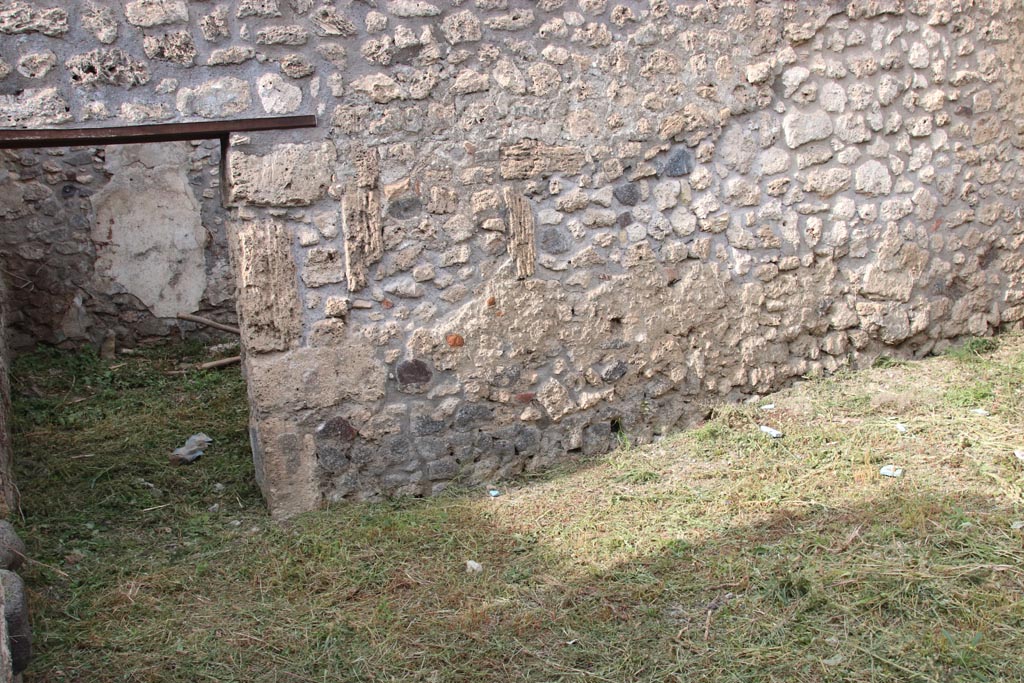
0, 115, 317, 149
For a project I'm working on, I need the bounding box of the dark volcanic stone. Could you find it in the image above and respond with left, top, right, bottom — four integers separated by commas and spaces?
662, 148, 695, 176
613, 183, 640, 206
601, 360, 628, 382
414, 416, 446, 436
454, 403, 492, 430
583, 421, 613, 456
616, 211, 633, 228
538, 226, 571, 254
388, 195, 422, 220
317, 416, 357, 441
396, 359, 432, 385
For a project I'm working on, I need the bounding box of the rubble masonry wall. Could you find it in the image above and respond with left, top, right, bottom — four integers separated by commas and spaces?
1, 0, 1023, 516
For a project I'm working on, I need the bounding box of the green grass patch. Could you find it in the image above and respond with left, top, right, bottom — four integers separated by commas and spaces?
944, 381, 995, 408
10, 336, 1024, 682
947, 336, 1000, 362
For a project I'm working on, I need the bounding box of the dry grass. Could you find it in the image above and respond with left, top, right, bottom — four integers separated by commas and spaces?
10, 335, 1024, 682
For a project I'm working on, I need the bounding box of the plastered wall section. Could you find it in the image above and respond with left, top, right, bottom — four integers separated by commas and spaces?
2, 0, 1023, 517
0, 141, 237, 351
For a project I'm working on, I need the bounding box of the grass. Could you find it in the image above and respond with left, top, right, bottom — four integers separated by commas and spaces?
9, 334, 1024, 682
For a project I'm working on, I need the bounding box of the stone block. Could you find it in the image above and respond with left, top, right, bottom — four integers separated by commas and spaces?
782, 109, 833, 148
247, 344, 386, 412
504, 189, 536, 278
0, 2, 67, 35
249, 416, 320, 519
125, 0, 187, 27
228, 142, 336, 207
0, 88, 70, 127
500, 140, 586, 180
227, 220, 302, 353
176, 77, 251, 118
257, 73, 302, 114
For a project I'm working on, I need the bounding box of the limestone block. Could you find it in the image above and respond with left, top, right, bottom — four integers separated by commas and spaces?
249, 415, 320, 519
450, 69, 490, 95
803, 167, 851, 198
387, 1, 441, 17
91, 143, 207, 319
0, 2, 68, 36
257, 73, 302, 114
724, 178, 760, 206
860, 264, 914, 302
237, 0, 279, 18
125, 0, 188, 27
256, 25, 309, 45
302, 248, 345, 287
442, 10, 482, 43
527, 62, 561, 96
537, 378, 575, 421
0, 87, 70, 127
120, 102, 171, 122
280, 54, 315, 78
504, 189, 536, 278
247, 344, 386, 412
312, 6, 357, 36
200, 6, 229, 41
16, 51, 56, 78
854, 160, 892, 196
782, 109, 833, 148
143, 31, 197, 65
500, 140, 586, 180
176, 77, 251, 118
228, 142, 335, 207
351, 73, 405, 103
67, 49, 150, 87
228, 220, 302, 353
760, 148, 791, 176
492, 58, 527, 94
208, 46, 256, 65
781, 66, 809, 96
342, 148, 384, 291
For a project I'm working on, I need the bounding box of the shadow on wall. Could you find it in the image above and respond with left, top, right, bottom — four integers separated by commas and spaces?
0, 141, 236, 351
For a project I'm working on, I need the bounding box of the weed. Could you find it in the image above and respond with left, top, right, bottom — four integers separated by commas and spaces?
873, 355, 907, 369
947, 336, 1000, 362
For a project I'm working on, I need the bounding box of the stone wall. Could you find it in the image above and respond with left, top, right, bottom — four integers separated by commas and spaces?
2, 0, 1023, 516
0, 274, 15, 518
0, 140, 236, 350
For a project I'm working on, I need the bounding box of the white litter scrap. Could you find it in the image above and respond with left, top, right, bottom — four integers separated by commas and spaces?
759, 403, 775, 411
759, 425, 783, 439
170, 433, 213, 465
894, 423, 908, 434
879, 465, 904, 478
1014, 450, 1024, 463
465, 560, 483, 574
1012, 521, 1024, 531
971, 408, 991, 416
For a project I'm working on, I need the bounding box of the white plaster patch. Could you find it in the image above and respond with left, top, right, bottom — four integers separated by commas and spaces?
90, 143, 207, 318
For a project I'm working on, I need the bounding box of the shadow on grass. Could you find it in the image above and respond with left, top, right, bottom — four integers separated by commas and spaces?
20, 485, 1024, 683
9, 343, 1024, 682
